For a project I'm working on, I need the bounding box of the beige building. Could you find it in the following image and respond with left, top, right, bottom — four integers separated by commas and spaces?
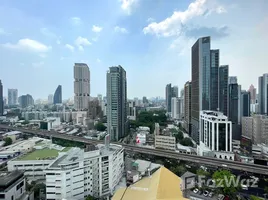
242, 115, 268, 144
155, 135, 176, 151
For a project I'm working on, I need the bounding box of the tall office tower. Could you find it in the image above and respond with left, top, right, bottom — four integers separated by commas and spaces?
228, 76, 240, 140
258, 73, 268, 115
172, 86, 179, 98
238, 85, 242, 125
191, 36, 211, 143
248, 84, 257, 104
8, 89, 18, 106
210, 49, 219, 111
219, 65, 229, 116
19, 94, 34, 108
107, 65, 127, 141
74, 63, 90, 111
166, 84, 172, 112
0, 80, 3, 116
241, 91, 251, 117
53, 85, 62, 104
48, 94, 53, 104
184, 81, 192, 134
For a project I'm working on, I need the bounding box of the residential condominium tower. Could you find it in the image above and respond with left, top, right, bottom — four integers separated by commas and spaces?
74, 63, 90, 111
8, 89, 18, 106
106, 65, 127, 141
258, 73, 268, 115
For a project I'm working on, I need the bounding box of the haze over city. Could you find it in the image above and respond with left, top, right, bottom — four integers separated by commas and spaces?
0, 0, 267, 99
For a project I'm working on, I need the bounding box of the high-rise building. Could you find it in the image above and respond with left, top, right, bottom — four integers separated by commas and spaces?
184, 81, 192, 134
74, 63, 90, 111
19, 94, 34, 108
241, 91, 251, 117
48, 94, 53, 104
166, 84, 178, 113
219, 65, 229, 116
0, 80, 3, 116
210, 49, 219, 111
8, 89, 18, 106
258, 73, 268, 115
248, 84, 257, 104
171, 97, 183, 119
107, 65, 127, 141
53, 85, 62, 104
228, 77, 240, 140
191, 36, 211, 143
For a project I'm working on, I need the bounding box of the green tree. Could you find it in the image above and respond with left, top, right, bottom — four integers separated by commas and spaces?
196, 169, 210, 177
212, 170, 237, 196
174, 131, 184, 143
94, 122, 107, 131
250, 195, 262, 200
4, 137, 12, 146
180, 137, 194, 147
85, 195, 95, 200
170, 165, 187, 176
264, 186, 268, 194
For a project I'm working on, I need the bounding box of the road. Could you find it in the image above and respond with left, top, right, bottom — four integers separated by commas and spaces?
1, 124, 268, 175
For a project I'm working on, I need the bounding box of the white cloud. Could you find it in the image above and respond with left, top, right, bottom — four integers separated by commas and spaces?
2, 38, 51, 52
96, 58, 101, 63
147, 17, 155, 23
92, 37, 98, 42
114, 26, 128, 34
120, 0, 138, 15
65, 44, 74, 52
92, 25, 103, 33
143, 0, 226, 37
75, 36, 91, 51
32, 61, 44, 68
70, 17, 82, 25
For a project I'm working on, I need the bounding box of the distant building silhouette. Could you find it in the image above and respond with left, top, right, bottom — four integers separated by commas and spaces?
53, 85, 62, 104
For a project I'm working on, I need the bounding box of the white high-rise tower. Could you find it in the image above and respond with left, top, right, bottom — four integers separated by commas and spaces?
74, 63, 90, 111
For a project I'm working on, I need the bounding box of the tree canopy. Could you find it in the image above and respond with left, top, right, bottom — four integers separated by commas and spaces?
250, 196, 262, 200
94, 122, 107, 131
4, 137, 12, 146
180, 138, 194, 147
212, 170, 238, 196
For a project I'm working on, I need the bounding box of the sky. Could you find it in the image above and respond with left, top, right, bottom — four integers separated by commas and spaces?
0, 0, 268, 100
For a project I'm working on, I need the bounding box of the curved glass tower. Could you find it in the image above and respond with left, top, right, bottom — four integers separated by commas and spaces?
53, 85, 62, 104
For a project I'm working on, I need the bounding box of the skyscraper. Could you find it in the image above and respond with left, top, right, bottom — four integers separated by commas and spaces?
19, 94, 34, 108
210, 49, 219, 111
219, 65, 229, 116
258, 73, 268, 115
191, 36, 211, 143
74, 63, 90, 111
184, 81, 192, 134
53, 85, 62, 104
166, 84, 178, 113
8, 89, 18, 106
241, 91, 251, 117
248, 84, 257, 104
107, 65, 127, 141
0, 80, 3, 116
228, 77, 240, 140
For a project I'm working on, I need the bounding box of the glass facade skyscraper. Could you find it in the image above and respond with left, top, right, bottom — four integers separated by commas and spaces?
191, 36, 211, 143
53, 85, 62, 104
210, 49, 219, 111
219, 65, 229, 116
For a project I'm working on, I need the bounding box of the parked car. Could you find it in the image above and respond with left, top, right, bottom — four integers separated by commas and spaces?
209, 192, 214, 197
203, 191, 209, 197
193, 188, 199, 194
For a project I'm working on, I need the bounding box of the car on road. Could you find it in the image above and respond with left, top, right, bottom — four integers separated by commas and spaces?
209, 192, 214, 197
193, 188, 199, 194
203, 190, 209, 197
218, 194, 225, 200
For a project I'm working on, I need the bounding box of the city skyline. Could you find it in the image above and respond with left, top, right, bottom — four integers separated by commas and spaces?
0, 0, 267, 99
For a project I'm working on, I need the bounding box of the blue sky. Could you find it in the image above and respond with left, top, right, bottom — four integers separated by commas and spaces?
0, 0, 268, 100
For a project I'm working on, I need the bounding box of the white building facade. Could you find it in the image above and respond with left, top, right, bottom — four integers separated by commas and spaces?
155, 135, 176, 151
45, 144, 124, 200
198, 111, 234, 160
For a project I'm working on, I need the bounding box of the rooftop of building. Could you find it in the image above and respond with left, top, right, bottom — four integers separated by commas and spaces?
201, 110, 228, 119
0, 170, 24, 188
15, 147, 71, 161
112, 166, 188, 200
3, 131, 22, 136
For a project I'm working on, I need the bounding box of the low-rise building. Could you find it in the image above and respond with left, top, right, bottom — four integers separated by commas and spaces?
155, 134, 176, 151
0, 171, 33, 200
45, 141, 124, 199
